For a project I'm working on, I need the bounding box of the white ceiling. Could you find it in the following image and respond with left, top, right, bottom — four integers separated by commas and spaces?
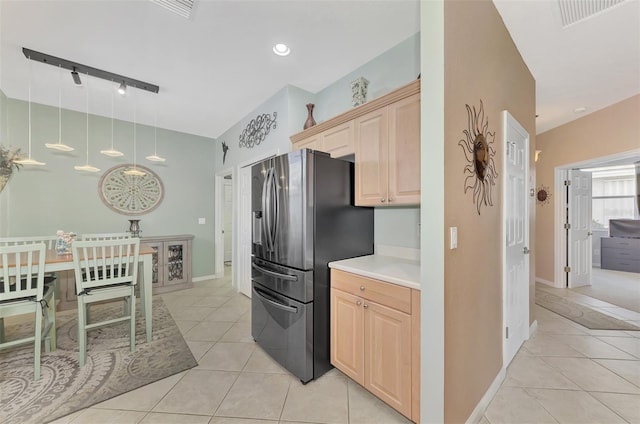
1, 0, 638, 140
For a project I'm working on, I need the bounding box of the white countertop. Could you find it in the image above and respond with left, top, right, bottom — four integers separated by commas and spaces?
328, 254, 420, 290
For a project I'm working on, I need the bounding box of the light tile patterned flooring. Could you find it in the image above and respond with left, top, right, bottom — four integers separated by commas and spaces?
49, 268, 640, 424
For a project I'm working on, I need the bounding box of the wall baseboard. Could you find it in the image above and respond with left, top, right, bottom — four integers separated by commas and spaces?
193, 274, 217, 282
465, 367, 506, 424
535, 277, 556, 287
529, 320, 538, 338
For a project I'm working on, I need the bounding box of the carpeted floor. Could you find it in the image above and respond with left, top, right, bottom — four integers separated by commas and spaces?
535, 290, 640, 331
0, 297, 197, 424
572, 267, 640, 313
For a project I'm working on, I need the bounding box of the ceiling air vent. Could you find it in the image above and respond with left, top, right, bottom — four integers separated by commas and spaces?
150, 0, 194, 19
558, 0, 627, 27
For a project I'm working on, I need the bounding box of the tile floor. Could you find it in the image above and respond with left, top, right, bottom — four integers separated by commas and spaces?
49, 269, 640, 424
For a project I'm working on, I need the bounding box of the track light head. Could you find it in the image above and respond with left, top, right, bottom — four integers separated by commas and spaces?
118, 81, 127, 95
71, 68, 82, 85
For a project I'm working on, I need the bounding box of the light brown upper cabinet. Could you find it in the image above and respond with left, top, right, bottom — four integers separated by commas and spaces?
355, 93, 420, 206
290, 81, 421, 184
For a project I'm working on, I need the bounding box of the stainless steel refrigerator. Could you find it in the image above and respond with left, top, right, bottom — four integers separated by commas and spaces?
251, 149, 374, 383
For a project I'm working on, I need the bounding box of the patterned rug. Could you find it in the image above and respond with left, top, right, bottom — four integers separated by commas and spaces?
536, 290, 640, 331
0, 297, 197, 424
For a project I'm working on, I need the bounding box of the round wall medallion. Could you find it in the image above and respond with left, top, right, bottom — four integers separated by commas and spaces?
536, 184, 552, 206
99, 164, 164, 215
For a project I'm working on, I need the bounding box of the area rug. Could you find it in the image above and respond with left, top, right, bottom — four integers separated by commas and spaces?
536, 290, 640, 331
0, 297, 197, 424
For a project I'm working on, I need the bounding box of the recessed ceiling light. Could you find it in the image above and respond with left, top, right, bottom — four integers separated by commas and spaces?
273, 43, 291, 56
574, 107, 587, 113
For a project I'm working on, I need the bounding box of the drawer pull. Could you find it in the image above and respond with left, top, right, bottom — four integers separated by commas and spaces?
356, 300, 362, 306
363, 304, 369, 309
360, 285, 365, 291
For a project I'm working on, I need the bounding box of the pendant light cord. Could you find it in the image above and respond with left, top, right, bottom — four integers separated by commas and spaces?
85, 72, 89, 163
28, 57, 32, 159
58, 65, 62, 142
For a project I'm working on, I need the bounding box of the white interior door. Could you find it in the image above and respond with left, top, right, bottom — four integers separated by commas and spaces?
237, 165, 253, 297
502, 111, 530, 367
223, 179, 233, 262
567, 170, 592, 288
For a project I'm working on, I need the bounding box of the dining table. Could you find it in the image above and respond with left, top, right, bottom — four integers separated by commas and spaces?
1, 243, 155, 344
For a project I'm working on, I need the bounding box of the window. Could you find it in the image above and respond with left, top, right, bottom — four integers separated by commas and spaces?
591, 165, 638, 229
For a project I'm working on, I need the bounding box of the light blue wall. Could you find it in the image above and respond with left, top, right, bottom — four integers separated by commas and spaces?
0, 95, 217, 277
213, 33, 421, 251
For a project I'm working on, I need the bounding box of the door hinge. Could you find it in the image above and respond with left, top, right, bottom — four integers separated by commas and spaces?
564, 223, 571, 229
505, 327, 509, 339
564, 266, 571, 273
564, 180, 571, 186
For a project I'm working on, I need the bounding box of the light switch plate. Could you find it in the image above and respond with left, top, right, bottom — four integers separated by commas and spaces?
450, 227, 458, 249
198, 217, 206, 225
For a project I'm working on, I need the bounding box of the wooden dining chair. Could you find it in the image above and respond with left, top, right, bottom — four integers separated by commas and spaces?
0, 243, 56, 380
71, 238, 140, 366
80, 233, 132, 241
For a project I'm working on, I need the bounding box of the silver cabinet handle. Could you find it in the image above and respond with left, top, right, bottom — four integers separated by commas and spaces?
363, 304, 368, 309
356, 300, 362, 306
380, 198, 386, 203
359, 285, 365, 291
388, 198, 393, 203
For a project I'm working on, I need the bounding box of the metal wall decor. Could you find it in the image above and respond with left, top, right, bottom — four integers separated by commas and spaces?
458, 100, 498, 215
536, 184, 552, 206
221, 141, 229, 164
238, 112, 277, 149
99, 164, 164, 215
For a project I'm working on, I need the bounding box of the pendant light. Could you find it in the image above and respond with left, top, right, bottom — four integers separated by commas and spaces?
14, 57, 46, 166
74, 72, 99, 172
100, 90, 124, 157
123, 94, 145, 176
45, 64, 74, 152
145, 108, 166, 162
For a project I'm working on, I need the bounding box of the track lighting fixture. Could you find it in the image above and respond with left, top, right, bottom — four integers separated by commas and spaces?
71, 67, 82, 85
118, 81, 127, 95
23, 47, 159, 94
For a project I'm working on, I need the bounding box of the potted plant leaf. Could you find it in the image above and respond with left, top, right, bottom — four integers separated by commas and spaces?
0, 145, 22, 192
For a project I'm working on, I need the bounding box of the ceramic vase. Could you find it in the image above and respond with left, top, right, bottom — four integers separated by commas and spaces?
128, 219, 141, 237
304, 103, 316, 130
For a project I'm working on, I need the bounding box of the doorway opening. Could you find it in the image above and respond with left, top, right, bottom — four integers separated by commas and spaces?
215, 168, 234, 283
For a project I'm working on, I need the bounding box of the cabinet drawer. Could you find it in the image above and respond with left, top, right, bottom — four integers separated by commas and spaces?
331, 269, 411, 314
601, 237, 640, 249
601, 257, 640, 273
601, 247, 640, 261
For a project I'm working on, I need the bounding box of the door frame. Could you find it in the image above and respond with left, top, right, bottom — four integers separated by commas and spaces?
214, 166, 234, 279
553, 148, 640, 288
501, 110, 530, 366
234, 149, 281, 295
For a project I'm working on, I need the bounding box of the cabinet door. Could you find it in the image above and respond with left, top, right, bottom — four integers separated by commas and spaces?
293, 135, 320, 151
322, 121, 355, 158
164, 241, 188, 285
364, 300, 412, 418
355, 108, 389, 206
145, 241, 164, 288
331, 288, 364, 384
388, 93, 420, 205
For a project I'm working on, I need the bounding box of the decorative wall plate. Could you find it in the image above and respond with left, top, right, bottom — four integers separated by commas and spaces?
99, 164, 164, 215
536, 184, 552, 206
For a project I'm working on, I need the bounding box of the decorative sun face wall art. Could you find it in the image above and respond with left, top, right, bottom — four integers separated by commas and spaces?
458, 100, 498, 215
536, 184, 552, 206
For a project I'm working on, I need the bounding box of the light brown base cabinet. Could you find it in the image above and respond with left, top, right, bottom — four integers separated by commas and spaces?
330, 269, 420, 423
56, 234, 194, 311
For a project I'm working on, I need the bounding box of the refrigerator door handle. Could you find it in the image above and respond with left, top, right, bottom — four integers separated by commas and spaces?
252, 262, 298, 281
261, 167, 271, 251
270, 167, 279, 246
253, 286, 298, 313
264, 167, 275, 252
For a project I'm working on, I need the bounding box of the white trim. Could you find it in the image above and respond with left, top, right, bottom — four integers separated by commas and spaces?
214, 166, 234, 283
465, 367, 506, 424
233, 149, 281, 295
193, 274, 217, 282
535, 277, 555, 287
529, 320, 538, 338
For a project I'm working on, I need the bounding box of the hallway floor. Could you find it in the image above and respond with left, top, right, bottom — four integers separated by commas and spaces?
49, 270, 639, 424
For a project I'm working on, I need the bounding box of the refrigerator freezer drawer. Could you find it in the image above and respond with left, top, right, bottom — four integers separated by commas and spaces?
251, 282, 313, 383
252, 257, 314, 303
